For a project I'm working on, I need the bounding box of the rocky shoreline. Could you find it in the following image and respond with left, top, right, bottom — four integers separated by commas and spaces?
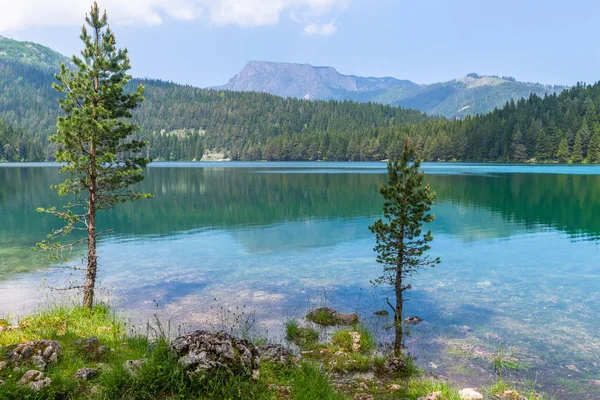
0, 305, 547, 399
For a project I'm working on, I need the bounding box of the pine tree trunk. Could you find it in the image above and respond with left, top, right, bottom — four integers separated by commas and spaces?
83, 142, 97, 308
394, 268, 404, 357
83, 193, 97, 307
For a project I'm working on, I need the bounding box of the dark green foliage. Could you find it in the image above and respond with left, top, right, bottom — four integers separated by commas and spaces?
36, 2, 151, 307
557, 137, 570, 163
369, 141, 440, 293
369, 140, 439, 354
588, 133, 600, 163
572, 133, 584, 163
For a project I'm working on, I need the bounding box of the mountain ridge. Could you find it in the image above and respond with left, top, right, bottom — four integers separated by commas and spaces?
216, 61, 567, 117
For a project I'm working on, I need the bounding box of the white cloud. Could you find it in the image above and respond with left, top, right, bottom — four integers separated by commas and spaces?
303, 21, 337, 36
0, 0, 347, 33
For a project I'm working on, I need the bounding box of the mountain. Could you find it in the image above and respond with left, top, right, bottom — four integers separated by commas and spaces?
2, 35, 599, 165
0, 35, 71, 71
217, 62, 567, 117
217, 60, 418, 102
0, 36, 428, 162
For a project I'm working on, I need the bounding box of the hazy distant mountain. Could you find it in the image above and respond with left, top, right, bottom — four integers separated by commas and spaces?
217, 62, 567, 117
217, 60, 418, 102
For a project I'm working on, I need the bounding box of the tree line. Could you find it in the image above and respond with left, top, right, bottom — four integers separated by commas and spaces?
2, 52, 600, 163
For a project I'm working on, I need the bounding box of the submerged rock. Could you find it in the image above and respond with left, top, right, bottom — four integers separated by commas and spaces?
18, 370, 51, 391
459, 388, 483, 400
170, 330, 260, 379
6, 340, 61, 370
257, 344, 297, 366
306, 307, 359, 326
404, 316, 423, 325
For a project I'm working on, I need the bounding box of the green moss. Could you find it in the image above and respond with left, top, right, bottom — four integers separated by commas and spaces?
306, 308, 340, 326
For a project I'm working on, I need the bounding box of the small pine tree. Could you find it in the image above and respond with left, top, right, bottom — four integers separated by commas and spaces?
36, 2, 151, 307
369, 139, 440, 355
572, 133, 584, 163
588, 133, 600, 163
556, 137, 570, 163
511, 125, 528, 161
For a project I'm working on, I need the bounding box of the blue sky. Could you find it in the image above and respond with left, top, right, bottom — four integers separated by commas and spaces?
1, 0, 598, 87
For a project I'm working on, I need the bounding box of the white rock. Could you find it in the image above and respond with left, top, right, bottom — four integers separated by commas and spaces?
459, 388, 483, 400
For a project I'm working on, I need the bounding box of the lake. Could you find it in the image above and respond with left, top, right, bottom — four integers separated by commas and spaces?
1, 162, 599, 398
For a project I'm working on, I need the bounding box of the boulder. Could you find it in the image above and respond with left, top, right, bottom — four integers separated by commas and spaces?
74, 367, 99, 381
170, 330, 260, 379
459, 388, 483, 400
404, 316, 423, 325
18, 370, 51, 391
257, 344, 296, 366
306, 307, 359, 326
6, 340, 61, 370
417, 392, 442, 400
74, 337, 109, 360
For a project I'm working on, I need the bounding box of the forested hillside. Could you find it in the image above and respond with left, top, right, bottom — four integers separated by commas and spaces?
1, 35, 599, 163
227, 82, 600, 163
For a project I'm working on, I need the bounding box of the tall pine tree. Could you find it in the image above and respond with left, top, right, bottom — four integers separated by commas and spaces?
37, 2, 151, 307
369, 139, 440, 356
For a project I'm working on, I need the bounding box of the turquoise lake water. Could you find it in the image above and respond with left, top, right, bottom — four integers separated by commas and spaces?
1, 162, 599, 398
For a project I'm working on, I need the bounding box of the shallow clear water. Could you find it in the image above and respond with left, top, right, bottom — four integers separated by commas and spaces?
1, 162, 599, 398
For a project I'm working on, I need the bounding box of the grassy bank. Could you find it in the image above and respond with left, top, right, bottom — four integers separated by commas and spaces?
0, 305, 540, 399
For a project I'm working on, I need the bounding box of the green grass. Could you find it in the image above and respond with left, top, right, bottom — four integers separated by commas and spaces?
491, 347, 521, 375
485, 378, 548, 400
0, 305, 349, 400
330, 353, 373, 373
330, 325, 375, 354
1, 305, 546, 400
405, 378, 463, 400
285, 319, 319, 348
